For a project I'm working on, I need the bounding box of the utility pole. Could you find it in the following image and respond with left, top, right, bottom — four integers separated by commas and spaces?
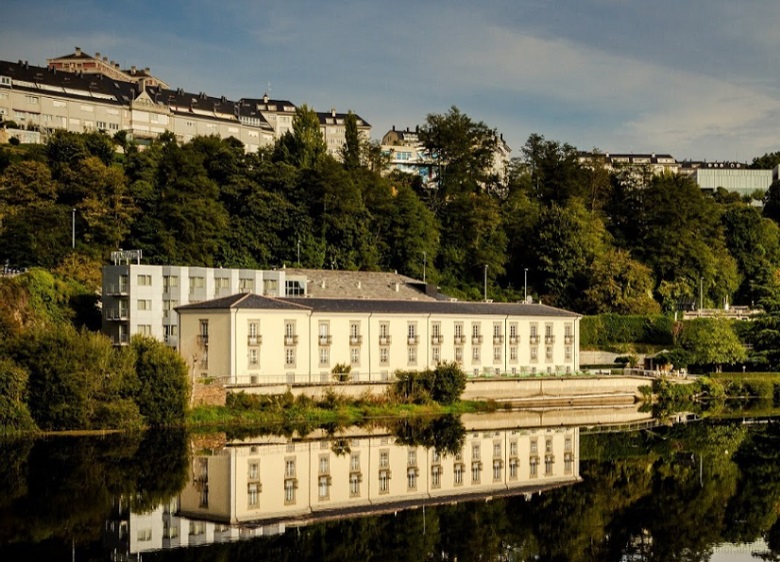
423, 251, 426, 283
484, 264, 488, 301
524, 268, 528, 302
71, 208, 76, 249
297, 238, 301, 265
700, 277, 704, 310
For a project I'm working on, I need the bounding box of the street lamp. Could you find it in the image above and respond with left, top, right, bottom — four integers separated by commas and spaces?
71, 208, 76, 249
524, 268, 528, 302
700, 277, 704, 310
484, 264, 488, 301
423, 251, 427, 283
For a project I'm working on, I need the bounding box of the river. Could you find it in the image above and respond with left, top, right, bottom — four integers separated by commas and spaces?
2, 406, 779, 561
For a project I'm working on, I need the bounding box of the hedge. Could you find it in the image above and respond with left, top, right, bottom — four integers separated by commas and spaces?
581, 314, 675, 347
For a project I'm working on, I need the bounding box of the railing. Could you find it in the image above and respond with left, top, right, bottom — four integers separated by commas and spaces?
454, 335, 464, 345
105, 284, 129, 295
431, 335, 441, 345
379, 335, 392, 345
248, 335, 262, 346
529, 335, 540, 344
545, 335, 555, 344
113, 333, 130, 346
407, 335, 419, 345
350, 335, 363, 345
285, 335, 298, 346
564, 335, 574, 344
509, 335, 519, 344
319, 335, 332, 346
472, 335, 483, 344
106, 309, 129, 320
493, 335, 504, 344
197, 334, 209, 347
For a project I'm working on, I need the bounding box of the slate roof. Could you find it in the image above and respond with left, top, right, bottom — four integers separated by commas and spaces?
176, 293, 310, 311
283, 268, 442, 301
176, 292, 579, 318
0, 60, 138, 105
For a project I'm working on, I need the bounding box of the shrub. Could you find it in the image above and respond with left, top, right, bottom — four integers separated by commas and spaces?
392, 362, 467, 405
0, 358, 37, 433
130, 335, 190, 427
581, 314, 674, 347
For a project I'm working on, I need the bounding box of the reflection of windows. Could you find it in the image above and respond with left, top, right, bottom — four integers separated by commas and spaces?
471, 462, 481, 483
407, 467, 418, 490
509, 458, 518, 479
379, 469, 390, 493
248, 482, 260, 507
431, 465, 441, 488
350, 472, 361, 496
318, 475, 330, 500
285, 479, 296, 503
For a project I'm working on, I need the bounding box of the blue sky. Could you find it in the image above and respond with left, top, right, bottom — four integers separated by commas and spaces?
3, 0, 780, 161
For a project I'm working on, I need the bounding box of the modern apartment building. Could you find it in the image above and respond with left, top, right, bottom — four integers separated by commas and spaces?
317, 108, 371, 159
176, 293, 580, 384
101, 259, 439, 348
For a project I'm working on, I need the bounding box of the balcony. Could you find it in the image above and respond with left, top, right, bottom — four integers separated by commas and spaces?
564, 335, 574, 344
350, 335, 363, 345
105, 283, 129, 296
545, 335, 556, 344
493, 335, 504, 344
114, 333, 130, 346
509, 335, 519, 345
197, 334, 209, 347
454, 335, 465, 345
431, 335, 441, 345
285, 335, 299, 346
379, 335, 392, 346
471, 335, 483, 344
319, 335, 332, 346
248, 335, 262, 346
529, 335, 540, 345
407, 335, 419, 345
106, 308, 129, 321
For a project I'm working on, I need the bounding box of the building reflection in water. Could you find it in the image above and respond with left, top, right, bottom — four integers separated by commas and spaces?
110, 420, 585, 556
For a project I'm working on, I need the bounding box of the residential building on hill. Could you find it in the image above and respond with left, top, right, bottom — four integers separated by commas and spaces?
0, 49, 371, 155
679, 161, 775, 196
578, 152, 680, 176
175, 293, 581, 385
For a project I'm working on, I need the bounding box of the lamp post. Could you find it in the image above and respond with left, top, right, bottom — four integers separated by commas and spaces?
524, 268, 528, 302
484, 264, 488, 301
700, 277, 704, 310
71, 208, 76, 249
423, 251, 427, 283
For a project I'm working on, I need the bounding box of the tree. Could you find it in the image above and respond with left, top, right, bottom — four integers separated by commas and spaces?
274, 104, 327, 169
130, 335, 189, 427
341, 110, 362, 170
679, 318, 747, 372
583, 249, 660, 314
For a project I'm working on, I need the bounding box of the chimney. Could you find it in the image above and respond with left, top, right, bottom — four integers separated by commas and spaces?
95, 52, 100, 58
394, 282, 400, 292
331, 107, 336, 117
145, 67, 150, 73
263, 93, 269, 103
103, 56, 108, 62
131, 65, 136, 74
75, 46, 81, 55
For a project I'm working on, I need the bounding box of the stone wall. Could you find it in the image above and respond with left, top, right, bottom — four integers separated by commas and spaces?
191, 381, 227, 407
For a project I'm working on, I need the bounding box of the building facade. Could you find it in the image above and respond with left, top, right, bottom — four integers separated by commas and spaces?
176, 294, 581, 384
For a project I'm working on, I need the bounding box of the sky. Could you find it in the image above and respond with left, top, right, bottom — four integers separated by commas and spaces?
2, 0, 780, 162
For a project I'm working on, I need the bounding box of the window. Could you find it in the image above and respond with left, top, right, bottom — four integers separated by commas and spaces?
471, 462, 482, 483
471, 322, 482, 343
431, 465, 442, 488
493, 459, 502, 481
215, 277, 230, 290
379, 469, 390, 493
493, 322, 503, 343
380, 450, 389, 467
493, 442, 501, 458
284, 321, 297, 345
509, 458, 518, 479
319, 455, 329, 474
137, 324, 152, 335
248, 348, 259, 367
247, 482, 260, 507
455, 347, 463, 362
454, 463, 464, 485
137, 528, 152, 542
248, 461, 259, 480
318, 322, 331, 346
566, 346, 572, 360
454, 322, 464, 343
510, 347, 518, 361
25, 94, 39, 104
285, 479, 296, 503
407, 467, 418, 490
565, 323, 573, 343
380, 347, 389, 365
189, 276, 204, 294
407, 322, 418, 345
137, 274, 152, 286
408, 346, 417, 365
285, 280, 305, 296
318, 475, 330, 500
350, 322, 361, 345
530, 346, 538, 362
379, 322, 391, 344
431, 322, 441, 344
472, 443, 480, 460
510, 441, 518, 457
493, 347, 502, 362
163, 275, 178, 291
350, 453, 360, 471
472, 346, 480, 362
248, 321, 260, 344
137, 299, 152, 311
351, 347, 360, 365
319, 347, 329, 367
530, 323, 539, 343
350, 472, 361, 496
546, 346, 553, 361
285, 348, 296, 367
286, 458, 296, 477
432, 346, 441, 363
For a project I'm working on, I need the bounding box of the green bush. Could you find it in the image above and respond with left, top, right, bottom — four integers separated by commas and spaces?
581, 314, 675, 347
0, 358, 37, 433
130, 335, 190, 427
392, 362, 467, 405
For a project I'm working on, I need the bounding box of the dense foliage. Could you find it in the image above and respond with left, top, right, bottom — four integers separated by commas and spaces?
0, 269, 190, 433
392, 362, 468, 405
3, 108, 780, 311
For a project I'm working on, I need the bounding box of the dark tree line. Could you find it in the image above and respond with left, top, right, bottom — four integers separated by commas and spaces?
3, 106, 780, 312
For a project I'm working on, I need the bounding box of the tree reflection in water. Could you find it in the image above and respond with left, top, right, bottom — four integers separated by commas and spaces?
4, 419, 780, 561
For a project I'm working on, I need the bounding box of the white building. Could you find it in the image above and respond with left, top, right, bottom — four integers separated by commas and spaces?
176, 293, 581, 384
102, 259, 440, 348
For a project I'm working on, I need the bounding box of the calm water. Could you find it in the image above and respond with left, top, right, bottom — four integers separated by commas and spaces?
2, 408, 780, 561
